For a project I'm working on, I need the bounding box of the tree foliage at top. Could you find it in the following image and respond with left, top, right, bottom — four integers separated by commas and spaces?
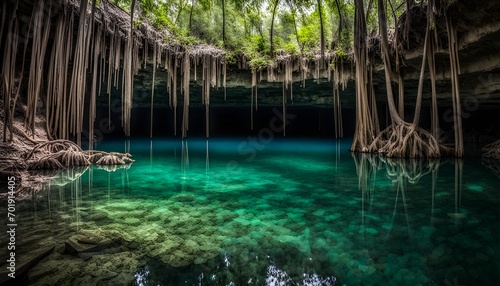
110, 0, 406, 64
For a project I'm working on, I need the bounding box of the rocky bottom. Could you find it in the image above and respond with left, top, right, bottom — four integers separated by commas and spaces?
0, 186, 497, 286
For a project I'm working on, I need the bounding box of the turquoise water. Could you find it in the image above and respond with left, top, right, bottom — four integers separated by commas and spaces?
2, 138, 500, 285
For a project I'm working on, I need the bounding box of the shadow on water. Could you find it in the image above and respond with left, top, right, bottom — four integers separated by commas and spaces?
2, 139, 499, 285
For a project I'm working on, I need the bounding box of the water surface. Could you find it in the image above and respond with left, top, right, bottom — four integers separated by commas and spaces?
2, 138, 499, 285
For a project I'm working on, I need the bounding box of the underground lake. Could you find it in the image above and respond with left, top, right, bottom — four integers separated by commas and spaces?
3, 0, 500, 284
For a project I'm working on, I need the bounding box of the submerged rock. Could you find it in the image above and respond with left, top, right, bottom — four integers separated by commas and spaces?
29, 250, 142, 285
65, 229, 124, 255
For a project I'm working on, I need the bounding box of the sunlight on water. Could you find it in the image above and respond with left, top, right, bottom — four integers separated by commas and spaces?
1, 138, 500, 285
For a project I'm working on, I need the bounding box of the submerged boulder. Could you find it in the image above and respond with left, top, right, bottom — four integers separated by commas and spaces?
65, 228, 124, 255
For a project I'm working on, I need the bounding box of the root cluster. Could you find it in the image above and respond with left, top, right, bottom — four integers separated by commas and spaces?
22, 140, 134, 170
368, 122, 446, 158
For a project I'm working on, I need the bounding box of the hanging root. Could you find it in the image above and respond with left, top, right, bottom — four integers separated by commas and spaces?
368, 122, 449, 158
482, 139, 500, 160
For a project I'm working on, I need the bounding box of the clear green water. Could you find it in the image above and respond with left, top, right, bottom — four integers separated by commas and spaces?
2, 138, 500, 285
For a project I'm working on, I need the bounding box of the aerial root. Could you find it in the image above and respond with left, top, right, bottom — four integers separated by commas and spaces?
368, 122, 445, 158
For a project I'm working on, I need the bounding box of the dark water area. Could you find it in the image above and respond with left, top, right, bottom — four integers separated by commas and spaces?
93, 104, 500, 147
94, 105, 358, 140
1, 138, 500, 285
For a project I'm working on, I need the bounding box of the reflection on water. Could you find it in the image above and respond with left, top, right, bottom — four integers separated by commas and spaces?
1, 139, 499, 285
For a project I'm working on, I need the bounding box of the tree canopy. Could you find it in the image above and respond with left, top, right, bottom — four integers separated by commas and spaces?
110, 0, 406, 67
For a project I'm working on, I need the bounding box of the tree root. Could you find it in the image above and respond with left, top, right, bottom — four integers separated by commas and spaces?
96, 154, 126, 165
27, 157, 64, 170
51, 150, 91, 167
86, 151, 108, 163
26, 139, 82, 160
84, 150, 134, 165
482, 139, 500, 160
368, 122, 448, 158
19, 142, 134, 171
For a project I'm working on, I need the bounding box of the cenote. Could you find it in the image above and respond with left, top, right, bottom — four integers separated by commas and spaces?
1, 138, 499, 285
2, 0, 500, 285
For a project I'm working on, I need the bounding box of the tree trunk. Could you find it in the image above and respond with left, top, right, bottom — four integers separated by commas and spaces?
317, 0, 325, 63
366, 0, 374, 19
351, 0, 375, 152
411, 24, 429, 127
334, 0, 343, 43
387, 0, 404, 119
404, 0, 413, 49
175, 0, 184, 24
270, 0, 279, 56
377, 0, 401, 125
290, 8, 301, 53
369, 0, 442, 158
189, 0, 195, 34
222, 0, 226, 46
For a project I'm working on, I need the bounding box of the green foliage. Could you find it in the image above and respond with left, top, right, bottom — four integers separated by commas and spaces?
152, 12, 180, 34
249, 56, 271, 70
224, 50, 238, 64
110, 0, 405, 62
241, 34, 268, 56
282, 40, 300, 55
237, 34, 271, 70
111, 0, 132, 11
178, 35, 199, 46
133, 19, 142, 29
297, 24, 319, 52
334, 47, 346, 58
